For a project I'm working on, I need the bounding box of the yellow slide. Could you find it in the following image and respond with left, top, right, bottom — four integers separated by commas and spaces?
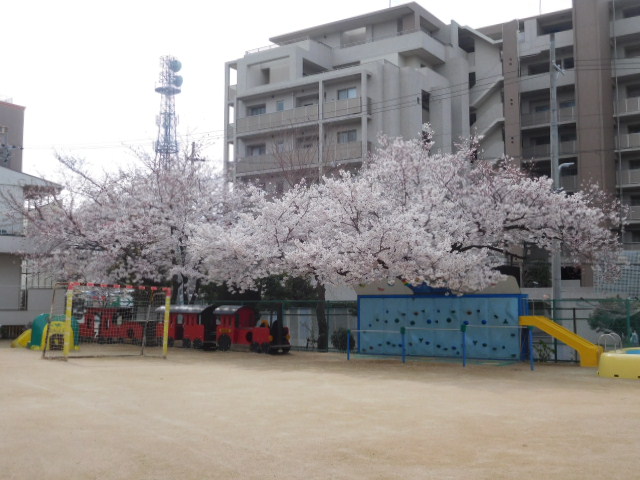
520, 315, 603, 367
10, 329, 32, 348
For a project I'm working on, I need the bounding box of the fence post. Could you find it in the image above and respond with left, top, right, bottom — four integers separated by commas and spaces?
401, 327, 406, 364
347, 330, 351, 361
528, 326, 535, 371
461, 323, 467, 367
626, 298, 632, 344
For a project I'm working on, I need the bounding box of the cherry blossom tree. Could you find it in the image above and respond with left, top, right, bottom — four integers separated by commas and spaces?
9, 150, 225, 302
198, 126, 624, 295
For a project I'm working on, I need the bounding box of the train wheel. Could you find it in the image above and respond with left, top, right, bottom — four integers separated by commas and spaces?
193, 339, 203, 349
282, 346, 291, 354
168, 337, 174, 347
261, 342, 271, 354
183, 338, 192, 348
250, 342, 260, 353
218, 334, 231, 351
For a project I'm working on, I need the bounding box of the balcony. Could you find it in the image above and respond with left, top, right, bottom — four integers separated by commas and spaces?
617, 168, 640, 186
628, 206, 640, 222
521, 106, 576, 128
236, 104, 319, 136
613, 57, 640, 79
559, 175, 578, 192
326, 142, 363, 163
235, 148, 319, 175
323, 97, 370, 120
227, 85, 237, 103
616, 96, 640, 117
521, 140, 577, 159
616, 133, 640, 151
519, 69, 575, 94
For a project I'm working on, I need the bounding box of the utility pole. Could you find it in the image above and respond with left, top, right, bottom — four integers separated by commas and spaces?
550, 33, 562, 320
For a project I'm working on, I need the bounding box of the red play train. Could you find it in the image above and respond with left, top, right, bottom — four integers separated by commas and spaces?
155, 304, 291, 354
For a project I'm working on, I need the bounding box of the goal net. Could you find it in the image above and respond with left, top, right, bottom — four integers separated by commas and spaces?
42, 282, 171, 360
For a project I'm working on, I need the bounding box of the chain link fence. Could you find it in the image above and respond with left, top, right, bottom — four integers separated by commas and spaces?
527, 297, 640, 362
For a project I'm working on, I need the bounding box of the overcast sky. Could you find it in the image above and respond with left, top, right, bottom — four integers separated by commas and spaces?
3, 0, 572, 180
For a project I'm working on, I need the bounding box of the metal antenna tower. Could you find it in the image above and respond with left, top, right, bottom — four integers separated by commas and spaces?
154, 56, 183, 166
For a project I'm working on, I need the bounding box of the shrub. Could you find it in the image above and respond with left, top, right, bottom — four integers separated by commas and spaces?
330, 327, 355, 352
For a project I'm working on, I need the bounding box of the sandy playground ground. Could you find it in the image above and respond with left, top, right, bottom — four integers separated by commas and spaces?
1, 340, 639, 480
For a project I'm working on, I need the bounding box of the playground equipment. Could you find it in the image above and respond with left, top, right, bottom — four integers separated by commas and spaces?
10, 313, 78, 351
519, 315, 602, 367
597, 332, 640, 379
598, 348, 640, 379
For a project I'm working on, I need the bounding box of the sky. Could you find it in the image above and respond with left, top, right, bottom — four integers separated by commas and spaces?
3, 0, 572, 181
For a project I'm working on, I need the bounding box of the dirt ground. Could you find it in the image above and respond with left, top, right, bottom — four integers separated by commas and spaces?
1, 340, 639, 480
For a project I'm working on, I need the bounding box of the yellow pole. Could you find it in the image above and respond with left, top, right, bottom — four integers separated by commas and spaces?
162, 292, 171, 358
62, 288, 74, 358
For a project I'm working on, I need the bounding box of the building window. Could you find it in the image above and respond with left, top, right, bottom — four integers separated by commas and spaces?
562, 57, 574, 70
627, 85, 640, 98
275, 140, 286, 153
632, 231, 640, 243
625, 45, 640, 59
629, 124, 640, 134
337, 129, 357, 144
528, 62, 549, 75
629, 159, 640, 170
247, 104, 266, 116
247, 144, 266, 156
534, 104, 550, 113
276, 100, 285, 112
337, 87, 357, 100
623, 6, 640, 18
630, 195, 640, 206
559, 99, 575, 109
468, 72, 476, 88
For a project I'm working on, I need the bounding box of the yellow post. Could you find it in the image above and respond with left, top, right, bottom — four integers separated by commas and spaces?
62, 288, 74, 358
162, 292, 171, 358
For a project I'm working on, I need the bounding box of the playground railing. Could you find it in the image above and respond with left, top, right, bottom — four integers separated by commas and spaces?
347, 324, 535, 370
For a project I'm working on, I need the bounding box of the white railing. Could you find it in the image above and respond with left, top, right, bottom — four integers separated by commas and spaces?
521, 106, 576, 127
323, 98, 368, 119
617, 169, 640, 185
522, 140, 577, 158
617, 96, 640, 116
616, 133, 640, 150
236, 104, 319, 135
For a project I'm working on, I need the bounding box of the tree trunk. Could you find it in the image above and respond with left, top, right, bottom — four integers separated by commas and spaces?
315, 284, 328, 351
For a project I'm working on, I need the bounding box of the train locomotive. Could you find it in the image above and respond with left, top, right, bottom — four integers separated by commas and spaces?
155, 304, 291, 354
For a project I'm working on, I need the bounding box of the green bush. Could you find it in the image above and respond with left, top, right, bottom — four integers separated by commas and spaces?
330, 328, 355, 352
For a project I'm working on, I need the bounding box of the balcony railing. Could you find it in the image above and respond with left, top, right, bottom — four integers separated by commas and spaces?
617, 168, 640, 186
323, 97, 369, 120
236, 148, 319, 175
521, 106, 576, 127
522, 140, 577, 159
326, 142, 363, 162
236, 104, 319, 135
235, 141, 366, 175
628, 206, 640, 221
616, 133, 640, 151
617, 96, 640, 116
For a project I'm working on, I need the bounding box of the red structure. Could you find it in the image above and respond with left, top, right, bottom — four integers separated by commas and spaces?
155, 305, 217, 349
214, 305, 290, 354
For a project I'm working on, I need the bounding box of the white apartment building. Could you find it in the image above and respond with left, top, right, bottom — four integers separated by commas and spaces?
0, 100, 60, 329
224, 0, 640, 288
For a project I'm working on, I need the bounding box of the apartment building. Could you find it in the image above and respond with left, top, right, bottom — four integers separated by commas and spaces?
0, 100, 60, 327
224, 0, 640, 284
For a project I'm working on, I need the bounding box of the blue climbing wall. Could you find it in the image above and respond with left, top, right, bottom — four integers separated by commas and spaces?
357, 294, 527, 360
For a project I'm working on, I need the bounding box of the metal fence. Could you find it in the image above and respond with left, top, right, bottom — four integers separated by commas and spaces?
195, 300, 358, 352
526, 297, 640, 362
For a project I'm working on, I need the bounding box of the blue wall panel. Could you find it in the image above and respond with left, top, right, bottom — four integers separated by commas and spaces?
358, 295, 526, 360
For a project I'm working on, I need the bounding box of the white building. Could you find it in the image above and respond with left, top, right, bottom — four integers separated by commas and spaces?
224, 0, 640, 291
0, 100, 60, 329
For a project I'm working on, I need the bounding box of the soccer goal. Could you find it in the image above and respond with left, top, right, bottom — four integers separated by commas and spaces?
42, 282, 171, 360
